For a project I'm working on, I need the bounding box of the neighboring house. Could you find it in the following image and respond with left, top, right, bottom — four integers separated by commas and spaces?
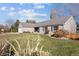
0, 25, 5, 33
18, 16, 77, 34
0, 25, 9, 33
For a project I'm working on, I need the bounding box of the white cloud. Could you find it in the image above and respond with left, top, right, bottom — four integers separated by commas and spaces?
34, 4, 45, 9
35, 13, 47, 16
18, 9, 47, 20
8, 12, 16, 16
0, 6, 15, 11
19, 9, 35, 19
10, 7, 15, 11
19, 9, 34, 16
19, 3, 24, 6
0, 7, 7, 11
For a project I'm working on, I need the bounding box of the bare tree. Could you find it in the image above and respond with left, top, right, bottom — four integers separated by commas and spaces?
5, 19, 15, 28
5, 19, 15, 32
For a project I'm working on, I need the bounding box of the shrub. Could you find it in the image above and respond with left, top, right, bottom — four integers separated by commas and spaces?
65, 33, 79, 40
51, 29, 66, 37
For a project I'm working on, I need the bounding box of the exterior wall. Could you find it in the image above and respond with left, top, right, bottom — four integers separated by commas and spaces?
58, 25, 63, 30
39, 27, 45, 34
18, 28, 22, 33
47, 26, 52, 34
48, 26, 51, 31
63, 16, 76, 33
18, 27, 34, 33
51, 26, 55, 32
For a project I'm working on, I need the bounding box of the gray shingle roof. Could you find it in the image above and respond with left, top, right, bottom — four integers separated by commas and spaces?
19, 22, 36, 28
19, 16, 71, 28
35, 16, 71, 27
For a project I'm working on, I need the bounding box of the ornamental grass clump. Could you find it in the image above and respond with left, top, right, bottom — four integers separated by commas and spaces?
5, 35, 49, 56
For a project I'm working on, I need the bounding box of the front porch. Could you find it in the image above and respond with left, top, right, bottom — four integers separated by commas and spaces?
34, 25, 60, 34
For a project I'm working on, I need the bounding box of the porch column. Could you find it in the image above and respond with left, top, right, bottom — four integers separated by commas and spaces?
51, 26, 54, 32
48, 26, 52, 34
39, 27, 45, 34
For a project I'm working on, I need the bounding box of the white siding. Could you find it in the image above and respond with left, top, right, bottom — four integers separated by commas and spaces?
39, 27, 45, 34
58, 25, 63, 30
63, 16, 76, 33
18, 28, 23, 33
18, 27, 34, 33
51, 26, 54, 32
48, 26, 51, 31
48, 26, 52, 34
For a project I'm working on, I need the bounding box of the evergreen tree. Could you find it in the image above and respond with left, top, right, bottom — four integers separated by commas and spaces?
14, 20, 20, 32
26, 20, 36, 23
26, 20, 29, 23
10, 20, 20, 32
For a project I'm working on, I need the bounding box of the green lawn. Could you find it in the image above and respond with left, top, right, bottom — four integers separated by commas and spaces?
0, 33, 79, 56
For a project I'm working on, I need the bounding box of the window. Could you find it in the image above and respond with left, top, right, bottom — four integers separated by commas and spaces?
54, 26, 58, 31
51, 25, 58, 32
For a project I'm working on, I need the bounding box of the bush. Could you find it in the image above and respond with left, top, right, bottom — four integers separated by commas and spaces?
65, 33, 79, 40
51, 29, 66, 37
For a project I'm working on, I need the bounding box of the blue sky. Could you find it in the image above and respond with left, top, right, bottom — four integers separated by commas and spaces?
0, 3, 79, 25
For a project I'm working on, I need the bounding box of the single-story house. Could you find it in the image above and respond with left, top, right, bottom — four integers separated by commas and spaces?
18, 16, 77, 34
